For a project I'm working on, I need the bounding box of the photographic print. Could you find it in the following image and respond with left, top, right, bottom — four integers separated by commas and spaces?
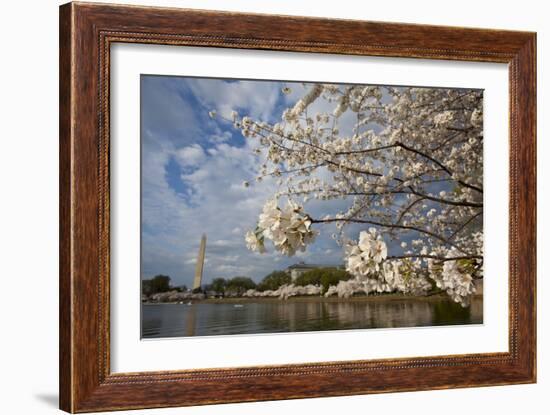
140, 75, 484, 339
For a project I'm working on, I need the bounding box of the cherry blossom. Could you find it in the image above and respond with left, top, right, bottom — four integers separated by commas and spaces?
252, 199, 317, 256
245, 230, 266, 254
221, 82, 483, 306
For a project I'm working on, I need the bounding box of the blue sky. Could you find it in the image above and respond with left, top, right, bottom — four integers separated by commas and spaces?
140, 75, 347, 287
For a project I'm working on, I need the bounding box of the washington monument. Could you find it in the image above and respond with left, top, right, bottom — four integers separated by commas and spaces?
193, 234, 207, 290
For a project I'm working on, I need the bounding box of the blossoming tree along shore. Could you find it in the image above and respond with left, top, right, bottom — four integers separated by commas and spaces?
213, 83, 483, 307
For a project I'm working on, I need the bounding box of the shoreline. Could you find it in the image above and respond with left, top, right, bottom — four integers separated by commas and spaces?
143, 293, 483, 305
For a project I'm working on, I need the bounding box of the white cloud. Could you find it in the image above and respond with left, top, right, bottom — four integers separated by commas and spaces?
186, 78, 281, 120
175, 144, 206, 167
209, 132, 232, 143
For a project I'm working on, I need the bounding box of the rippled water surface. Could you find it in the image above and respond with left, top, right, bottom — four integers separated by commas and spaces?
142, 297, 482, 338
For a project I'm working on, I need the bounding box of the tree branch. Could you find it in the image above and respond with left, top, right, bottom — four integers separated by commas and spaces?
310, 217, 463, 251
396, 141, 483, 194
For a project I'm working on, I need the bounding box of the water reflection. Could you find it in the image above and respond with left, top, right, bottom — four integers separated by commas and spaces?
141, 297, 482, 338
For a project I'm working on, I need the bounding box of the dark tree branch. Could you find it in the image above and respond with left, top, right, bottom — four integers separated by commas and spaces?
449, 211, 483, 240
396, 141, 483, 194
396, 197, 426, 225
310, 217, 463, 251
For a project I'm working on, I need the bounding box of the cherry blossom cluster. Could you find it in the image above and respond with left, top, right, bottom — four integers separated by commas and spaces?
218, 82, 483, 306
427, 246, 481, 306
435, 259, 476, 307
325, 231, 433, 298
345, 228, 388, 277
247, 199, 317, 256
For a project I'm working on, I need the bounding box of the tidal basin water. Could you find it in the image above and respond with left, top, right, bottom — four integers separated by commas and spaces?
141, 297, 482, 338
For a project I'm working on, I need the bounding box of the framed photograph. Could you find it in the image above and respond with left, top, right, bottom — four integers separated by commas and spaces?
59, 2, 536, 412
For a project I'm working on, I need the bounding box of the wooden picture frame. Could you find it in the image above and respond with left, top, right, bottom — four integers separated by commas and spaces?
59, 2, 536, 412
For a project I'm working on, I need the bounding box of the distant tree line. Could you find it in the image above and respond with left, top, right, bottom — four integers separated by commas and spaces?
204, 268, 352, 297
142, 275, 187, 296
257, 271, 291, 291
293, 268, 352, 294
143, 267, 353, 298
205, 276, 257, 296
